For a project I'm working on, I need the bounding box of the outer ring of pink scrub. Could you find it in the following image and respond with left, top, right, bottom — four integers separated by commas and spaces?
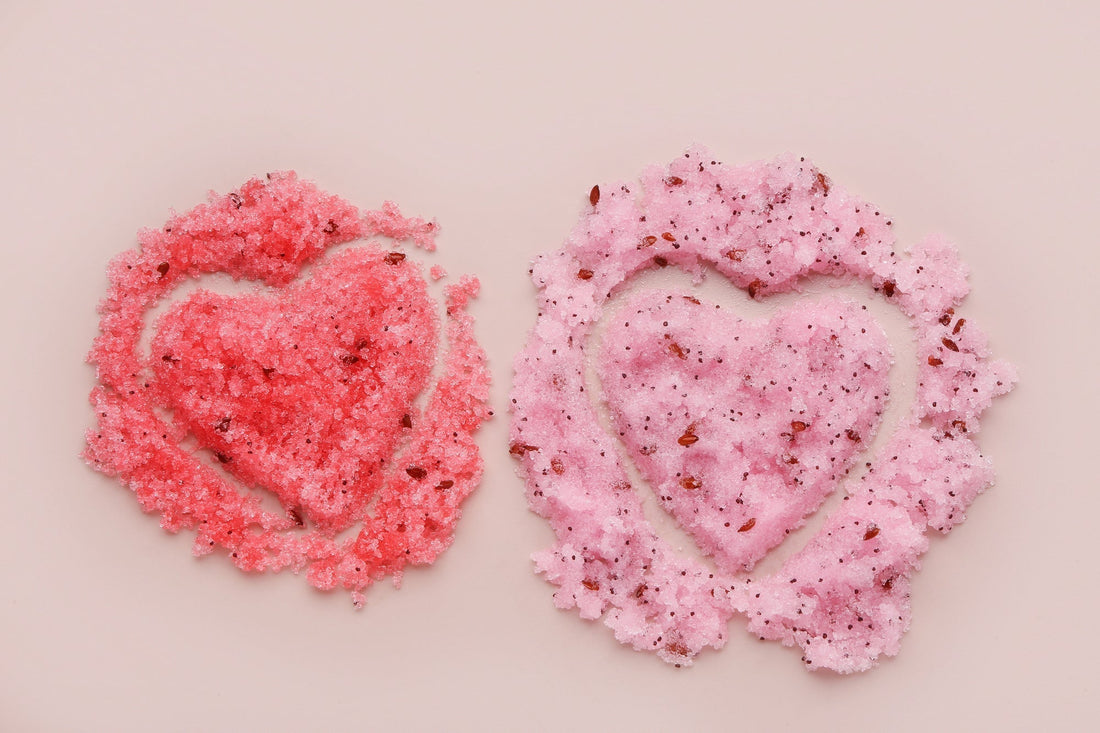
509, 147, 1015, 671
85, 173, 490, 606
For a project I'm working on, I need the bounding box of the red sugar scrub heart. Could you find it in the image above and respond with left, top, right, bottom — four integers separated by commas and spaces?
510, 148, 1016, 672
151, 248, 437, 534
85, 174, 491, 605
600, 292, 891, 574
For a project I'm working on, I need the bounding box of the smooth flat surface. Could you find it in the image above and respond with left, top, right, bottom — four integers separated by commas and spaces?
2, 1, 1097, 731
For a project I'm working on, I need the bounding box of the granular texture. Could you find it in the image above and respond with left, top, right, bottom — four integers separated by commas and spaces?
510, 148, 1015, 671
85, 173, 491, 605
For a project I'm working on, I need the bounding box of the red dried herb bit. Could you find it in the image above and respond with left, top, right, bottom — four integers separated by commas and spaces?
156, 262, 171, 277
287, 507, 304, 527
214, 451, 232, 464
612, 480, 632, 492
856, 227, 867, 237
640, 235, 658, 248
589, 185, 600, 206
783, 454, 799, 465
738, 517, 757, 532
677, 427, 699, 446
228, 192, 243, 209
340, 354, 360, 365
322, 219, 338, 234
668, 342, 688, 359
952, 318, 966, 335
550, 457, 565, 475
653, 256, 669, 267
680, 476, 702, 490
509, 442, 539, 457
845, 428, 861, 442
725, 248, 745, 262
214, 416, 232, 433
661, 231, 677, 242
261, 366, 276, 378
665, 641, 690, 657
577, 268, 594, 280
384, 251, 406, 265
746, 279, 764, 298
633, 583, 647, 598
424, 517, 440, 533
639, 445, 657, 456
666, 176, 685, 186
881, 279, 896, 297
882, 577, 894, 591
812, 171, 831, 195
401, 413, 413, 429
406, 466, 428, 480
582, 578, 600, 591
941, 337, 960, 352
863, 524, 880, 541
435, 479, 455, 491
791, 420, 809, 434
927, 355, 944, 367
951, 419, 968, 433
939, 308, 955, 326
682, 295, 701, 305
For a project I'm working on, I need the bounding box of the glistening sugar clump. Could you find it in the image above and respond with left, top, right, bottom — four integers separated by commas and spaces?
85, 173, 491, 605
509, 148, 1015, 672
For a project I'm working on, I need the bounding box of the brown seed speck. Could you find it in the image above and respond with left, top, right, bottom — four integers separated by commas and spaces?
634, 584, 647, 598
738, 518, 757, 532
668, 342, 687, 359
928, 355, 944, 366
435, 479, 455, 490
582, 578, 600, 591
953, 318, 966, 335
666, 176, 685, 186
665, 641, 690, 656
641, 235, 658, 247
214, 417, 231, 433
509, 442, 539, 457
863, 525, 880, 541
156, 262, 170, 277
791, 421, 808, 433
589, 185, 600, 206
384, 251, 406, 265
939, 309, 955, 326
942, 337, 960, 352
653, 256, 669, 267
661, 232, 676, 242
883, 577, 894, 590
881, 280, 896, 297
814, 171, 830, 194
683, 295, 701, 305
678, 428, 699, 446
746, 279, 764, 298
845, 429, 861, 442
406, 466, 427, 480
401, 413, 413, 429
577, 268, 594, 280
287, 507, 304, 527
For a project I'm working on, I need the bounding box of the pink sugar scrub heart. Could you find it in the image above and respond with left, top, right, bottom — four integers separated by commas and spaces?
509, 148, 1016, 672
85, 174, 491, 605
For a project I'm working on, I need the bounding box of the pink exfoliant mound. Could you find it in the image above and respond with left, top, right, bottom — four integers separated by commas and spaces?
510, 147, 1015, 672
85, 173, 491, 605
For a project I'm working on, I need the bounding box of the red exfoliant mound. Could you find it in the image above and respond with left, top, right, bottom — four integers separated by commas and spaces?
510, 148, 1015, 671
85, 173, 490, 605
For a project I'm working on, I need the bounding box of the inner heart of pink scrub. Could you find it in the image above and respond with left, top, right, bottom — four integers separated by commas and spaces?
149, 248, 438, 534
598, 291, 892, 573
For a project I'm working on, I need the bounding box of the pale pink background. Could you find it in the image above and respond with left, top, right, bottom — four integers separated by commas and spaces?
2, 1, 1097, 731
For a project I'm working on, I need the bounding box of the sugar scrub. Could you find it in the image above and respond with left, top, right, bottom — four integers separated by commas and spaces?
85, 174, 491, 605
510, 148, 1015, 671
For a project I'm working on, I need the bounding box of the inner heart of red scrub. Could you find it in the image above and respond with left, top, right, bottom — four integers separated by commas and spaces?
598, 291, 892, 573
150, 248, 437, 534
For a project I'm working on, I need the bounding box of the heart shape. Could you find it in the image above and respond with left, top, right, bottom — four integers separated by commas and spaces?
150, 247, 437, 534
598, 291, 891, 573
